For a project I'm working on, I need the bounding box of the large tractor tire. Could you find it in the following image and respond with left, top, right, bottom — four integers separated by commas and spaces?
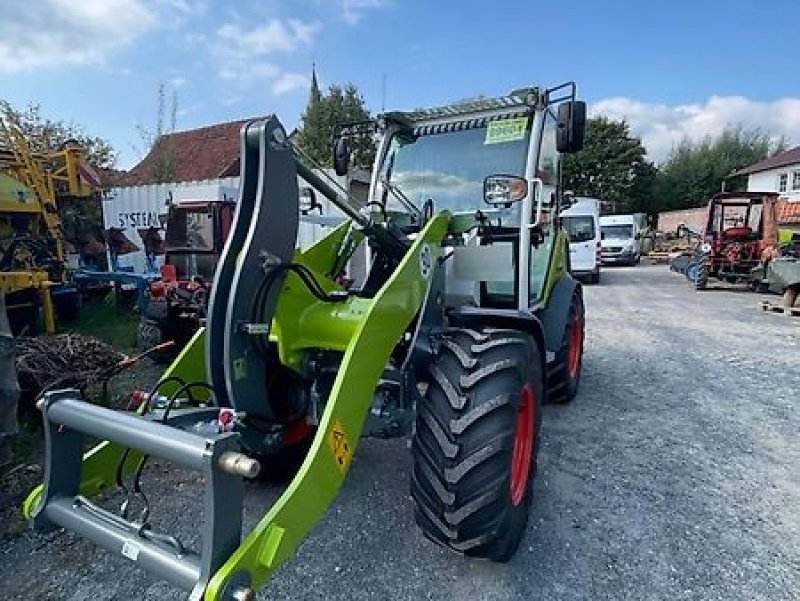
136, 318, 173, 364
546, 291, 585, 404
411, 327, 543, 562
695, 257, 709, 290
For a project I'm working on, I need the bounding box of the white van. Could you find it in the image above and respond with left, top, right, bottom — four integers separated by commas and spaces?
599, 214, 641, 265
561, 197, 601, 283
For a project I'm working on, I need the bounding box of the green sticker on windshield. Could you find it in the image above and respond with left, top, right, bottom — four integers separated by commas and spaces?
484, 117, 529, 145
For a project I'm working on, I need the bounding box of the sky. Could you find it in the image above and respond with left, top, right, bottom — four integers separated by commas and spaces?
1, 0, 799, 169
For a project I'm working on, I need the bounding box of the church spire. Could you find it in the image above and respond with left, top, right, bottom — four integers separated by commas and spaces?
310, 62, 321, 104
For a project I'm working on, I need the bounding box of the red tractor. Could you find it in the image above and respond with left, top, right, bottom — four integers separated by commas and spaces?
137, 199, 235, 360
689, 192, 779, 290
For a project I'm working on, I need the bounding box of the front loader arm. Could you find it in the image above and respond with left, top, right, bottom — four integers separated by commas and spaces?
24, 112, 449, 600
206, 213, 448, 599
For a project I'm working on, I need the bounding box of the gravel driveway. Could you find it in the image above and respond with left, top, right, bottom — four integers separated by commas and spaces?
2, 264, 798, 600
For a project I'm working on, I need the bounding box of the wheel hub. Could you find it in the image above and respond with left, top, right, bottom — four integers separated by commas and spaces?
510, 384, 535, 506
567, 315, 583, 379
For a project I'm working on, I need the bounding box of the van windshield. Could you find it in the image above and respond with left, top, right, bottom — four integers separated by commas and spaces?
601, 225, 633, 240
562, 216, 595, 242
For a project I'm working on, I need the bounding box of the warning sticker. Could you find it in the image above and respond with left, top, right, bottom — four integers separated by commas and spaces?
484, 117, 529, 145
328, 420, 352, 472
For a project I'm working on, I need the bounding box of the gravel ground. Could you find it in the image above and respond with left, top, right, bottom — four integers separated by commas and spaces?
1, 264, 798, 600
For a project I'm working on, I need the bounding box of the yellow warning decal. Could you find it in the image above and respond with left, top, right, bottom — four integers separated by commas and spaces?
328, 420, 352, 472
484, 117, 529, 145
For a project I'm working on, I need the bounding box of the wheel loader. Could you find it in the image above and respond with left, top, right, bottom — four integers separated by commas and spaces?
23, 82, 587, 600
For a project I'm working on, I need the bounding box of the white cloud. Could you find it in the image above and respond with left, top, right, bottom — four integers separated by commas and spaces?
219, 62, 280, 83
272, 73, 310, 96
337, 0, 389, 24
213, 18, 319, 86
0, 0, 156, 71
154, 0, 206, 15
216, 19, 320, 58
592, 96, 800, 164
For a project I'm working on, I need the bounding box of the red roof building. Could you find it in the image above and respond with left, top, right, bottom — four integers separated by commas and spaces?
118, 118, 263, 187
731, 146, 800, 177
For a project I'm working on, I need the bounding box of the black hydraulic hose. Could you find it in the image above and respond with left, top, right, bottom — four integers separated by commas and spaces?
114, 375, 187, 518
141, 376, 190, 413
161, 381, 217, 421
127, 380, 218, 523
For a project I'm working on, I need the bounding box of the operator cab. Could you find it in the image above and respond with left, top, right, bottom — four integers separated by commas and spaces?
335, 83, 585, 312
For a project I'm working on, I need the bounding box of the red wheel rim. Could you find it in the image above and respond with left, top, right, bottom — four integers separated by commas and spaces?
510, 384, 535, 506
567, 315, 583, 379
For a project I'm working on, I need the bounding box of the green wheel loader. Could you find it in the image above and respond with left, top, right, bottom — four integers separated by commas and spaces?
23, 82, 587, 599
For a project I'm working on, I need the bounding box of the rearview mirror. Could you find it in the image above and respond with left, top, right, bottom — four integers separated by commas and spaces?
333, 137, 350, 176
556, 101, 586, 154
484, 175, 528, 206
299, 187, 322, 215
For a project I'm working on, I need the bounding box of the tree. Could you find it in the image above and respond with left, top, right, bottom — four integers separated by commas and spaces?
0, 100, 116, 168
0, 100, 112, 266
562, 117, 654, 215
135, 83, 179, 183
655, 126, 786, 211
295, 81, 375, 169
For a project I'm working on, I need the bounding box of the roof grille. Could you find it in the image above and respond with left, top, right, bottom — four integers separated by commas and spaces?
383, 89, 542, 125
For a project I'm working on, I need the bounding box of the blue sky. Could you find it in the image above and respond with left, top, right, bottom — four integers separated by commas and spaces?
1, 0, 799, 168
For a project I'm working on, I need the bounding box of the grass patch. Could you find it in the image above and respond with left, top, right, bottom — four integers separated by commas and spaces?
59, 293, 139, 353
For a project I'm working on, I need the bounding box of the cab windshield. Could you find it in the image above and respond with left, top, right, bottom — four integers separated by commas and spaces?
165, 208, 214, 251
164, 207, 217, 279
601, 225, 633, 240
378, 122, 531, 215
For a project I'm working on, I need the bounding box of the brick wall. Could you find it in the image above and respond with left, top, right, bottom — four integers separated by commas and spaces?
657, 207, 708, 233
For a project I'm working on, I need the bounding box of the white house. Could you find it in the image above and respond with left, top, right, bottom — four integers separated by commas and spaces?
732, 146, 800, 201
732, 146, 800, 233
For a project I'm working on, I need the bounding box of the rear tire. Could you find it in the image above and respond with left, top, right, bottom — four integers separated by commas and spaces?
136, 318, 173, 364
411, 327, 543, 562
547, 291, 585, 404
695, 257, 708, 290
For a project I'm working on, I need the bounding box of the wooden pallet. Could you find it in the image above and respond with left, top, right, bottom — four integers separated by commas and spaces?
758, 301, 800, 317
